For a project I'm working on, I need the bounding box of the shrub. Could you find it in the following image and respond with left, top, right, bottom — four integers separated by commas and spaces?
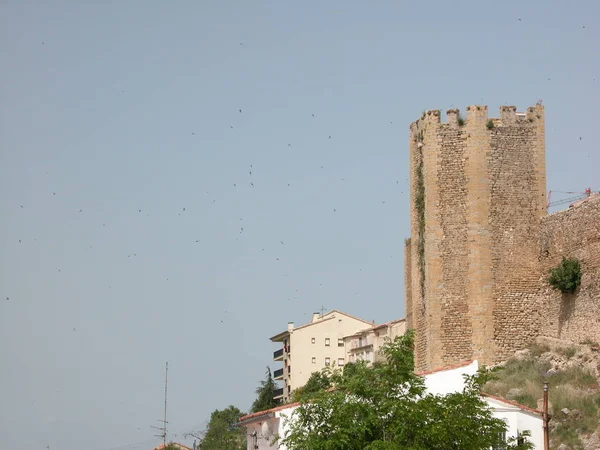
557, 346, 577, 359
486, 119, 495, 129
548, 257, 582, 294
457, 116, 465, 126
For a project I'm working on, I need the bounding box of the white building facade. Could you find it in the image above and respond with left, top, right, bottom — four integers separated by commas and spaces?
344, 318, 406, 365
270, 310, 374, 402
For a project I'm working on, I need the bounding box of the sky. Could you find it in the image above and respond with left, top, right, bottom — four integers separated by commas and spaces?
0, 1, 598, 449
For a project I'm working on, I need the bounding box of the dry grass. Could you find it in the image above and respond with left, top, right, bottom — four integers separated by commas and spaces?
482, 344, 600, 449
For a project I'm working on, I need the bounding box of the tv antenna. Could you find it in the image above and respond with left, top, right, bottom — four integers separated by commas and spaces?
319, 305, 327, 318
151, 362, 169, 447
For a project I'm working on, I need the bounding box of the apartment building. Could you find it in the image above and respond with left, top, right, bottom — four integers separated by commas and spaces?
344, 318, 406, 365
270, 310, 373, 402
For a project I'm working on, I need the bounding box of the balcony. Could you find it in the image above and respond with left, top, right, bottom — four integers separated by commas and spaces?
273, 388, 284, 400
273, 368, 284, 380
350, 338, 373, 351
273, 348, 283, 361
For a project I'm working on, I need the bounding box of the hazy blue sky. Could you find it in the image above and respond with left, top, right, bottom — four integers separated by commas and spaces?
1, 1, 598, 449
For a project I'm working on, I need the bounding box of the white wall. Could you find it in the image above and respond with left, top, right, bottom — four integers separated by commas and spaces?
244, 406, 298, 450
484, 397, 544, 450
422, 360, 479, 396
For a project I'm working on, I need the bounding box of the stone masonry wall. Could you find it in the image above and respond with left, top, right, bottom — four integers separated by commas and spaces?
489, 106, 547, 362
538, 195, 600, 344
405, 105, 547, 371
404, 238, 412, 329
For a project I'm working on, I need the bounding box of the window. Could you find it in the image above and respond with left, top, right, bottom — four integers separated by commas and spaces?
492, 431, 507, 450
338, 338, 344, 347
325, 338, 330, 346
325, 357, 331, 366
312, 357, 316, 364
338, 358, 345, 366
311, 337, 315, 344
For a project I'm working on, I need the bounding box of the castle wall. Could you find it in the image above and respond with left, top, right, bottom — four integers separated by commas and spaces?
489, 106, 547, 362
404, 238, 412, 329
406, 105, 547, 371
538, 195, 600, 344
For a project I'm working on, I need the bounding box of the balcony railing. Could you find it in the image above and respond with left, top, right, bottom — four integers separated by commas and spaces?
273, 388, 284, 399
274, 368, 284, 380
273, 348, 283, 361
350, 338, 373, 350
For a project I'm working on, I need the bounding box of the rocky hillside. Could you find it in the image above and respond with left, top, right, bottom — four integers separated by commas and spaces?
482, 336, 600, 450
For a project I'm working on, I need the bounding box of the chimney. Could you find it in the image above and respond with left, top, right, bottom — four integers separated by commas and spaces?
287, 322, 294, 332
312, 312, 321, 323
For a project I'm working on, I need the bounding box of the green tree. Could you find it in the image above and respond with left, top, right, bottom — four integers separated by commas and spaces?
250, 366, 280, 413
199, 405, 246, 450
548, 257, 582, 293
280, 331, 533, 450
291, 369, 332, 402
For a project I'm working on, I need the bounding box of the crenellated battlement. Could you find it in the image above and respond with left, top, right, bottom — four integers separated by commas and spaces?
411, 105, 544, 130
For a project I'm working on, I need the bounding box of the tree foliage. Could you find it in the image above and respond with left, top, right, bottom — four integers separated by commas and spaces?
548, 257, 582, 294
199, 405, 246, 450
280, 331, 533, 450
250, 366, 280, 413
292, 369, 332, 402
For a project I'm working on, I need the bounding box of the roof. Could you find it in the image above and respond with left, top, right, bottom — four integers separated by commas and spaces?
372, 318, 406, 331
344, 318, 406, 338
270, 310, 373, 340
238, 402, 301, 424
153, 443, 194, 450
269, 330, 290, 342
482, 393, 542, 416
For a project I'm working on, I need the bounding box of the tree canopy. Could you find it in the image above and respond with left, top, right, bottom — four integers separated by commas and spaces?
198, 405, 246, 450
291, 369, 332, 402
280, 331, 533, 450
250, 366, 280, 413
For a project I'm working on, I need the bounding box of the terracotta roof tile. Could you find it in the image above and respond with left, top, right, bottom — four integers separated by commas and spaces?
153, 443, 194, 450
238, 402, 301, 423
481, 392, 542, 416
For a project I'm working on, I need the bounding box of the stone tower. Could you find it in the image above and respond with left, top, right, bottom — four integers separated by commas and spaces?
404, 105, 546, 372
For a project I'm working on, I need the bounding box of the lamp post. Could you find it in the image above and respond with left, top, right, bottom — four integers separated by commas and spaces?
543, 382, 550, 450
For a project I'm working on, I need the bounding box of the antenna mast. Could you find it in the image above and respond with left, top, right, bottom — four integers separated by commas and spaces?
164, 361, 168, 447
152, 362, 169, 447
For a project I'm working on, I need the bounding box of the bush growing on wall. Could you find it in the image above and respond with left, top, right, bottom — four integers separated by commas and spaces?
548, 257, 582, 294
